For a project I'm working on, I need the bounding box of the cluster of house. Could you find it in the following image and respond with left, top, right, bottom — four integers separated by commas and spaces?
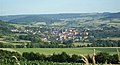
11, 27, 92, 42
50, 28, 89, 42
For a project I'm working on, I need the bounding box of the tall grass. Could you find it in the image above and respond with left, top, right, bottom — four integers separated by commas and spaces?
92, 49, 96, 65
117, 48, 120, 64
80, 54, 89, 65
12, 56, 20, 65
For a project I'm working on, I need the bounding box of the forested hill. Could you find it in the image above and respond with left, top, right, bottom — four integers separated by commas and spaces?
0, 20, 15, 35
0, 12, 120, 24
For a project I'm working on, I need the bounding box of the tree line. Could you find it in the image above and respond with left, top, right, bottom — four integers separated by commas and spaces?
0, 40, 120, 48
90, 40, 120, 47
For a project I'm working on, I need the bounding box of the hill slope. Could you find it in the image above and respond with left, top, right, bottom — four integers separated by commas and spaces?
0, 12, 120, 25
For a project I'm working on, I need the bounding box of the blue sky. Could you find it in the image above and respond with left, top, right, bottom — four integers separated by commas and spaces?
0, 0, 120, 15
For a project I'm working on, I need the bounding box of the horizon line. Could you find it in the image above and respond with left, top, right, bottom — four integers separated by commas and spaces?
0, 12, 120, 16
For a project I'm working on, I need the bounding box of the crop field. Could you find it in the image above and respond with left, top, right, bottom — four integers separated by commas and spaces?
0, 47, 120, 55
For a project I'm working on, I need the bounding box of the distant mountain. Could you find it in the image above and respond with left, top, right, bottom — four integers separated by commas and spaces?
0, 12, 120, 24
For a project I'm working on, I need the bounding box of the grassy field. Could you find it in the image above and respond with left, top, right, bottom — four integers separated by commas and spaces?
0, 47, 120, 55
101, 37, 120, 40
72, 42, 92, 46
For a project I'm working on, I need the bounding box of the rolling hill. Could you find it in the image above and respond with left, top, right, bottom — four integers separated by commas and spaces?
0, 12, 120, 26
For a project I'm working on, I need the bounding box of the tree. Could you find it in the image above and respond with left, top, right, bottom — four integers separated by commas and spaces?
108, 54, 119, 64
71, 54, 81, 62
95, 52, 110, 63
59, 52, 70, 62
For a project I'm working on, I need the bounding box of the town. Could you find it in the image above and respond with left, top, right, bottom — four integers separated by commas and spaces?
11, 26, 94, 43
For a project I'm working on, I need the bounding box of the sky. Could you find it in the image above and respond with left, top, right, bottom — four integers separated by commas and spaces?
0, 0, 120, 15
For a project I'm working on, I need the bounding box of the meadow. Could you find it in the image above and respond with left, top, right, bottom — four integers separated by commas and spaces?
1, 47, 120, 55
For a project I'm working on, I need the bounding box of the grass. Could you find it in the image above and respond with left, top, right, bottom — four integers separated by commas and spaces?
108, 23, 120, 27
101, 37, 120, 40
72, 42, 92, 46
10, 23, 41, 28
0, 48, 17, 52
0, 38, 4, 40
0, 39, 30, 45
34, 22, 46, 25
0, 35, 30, 45
0, 47, 119, 55
10, 24, 29, 28
10, 40, 31, 43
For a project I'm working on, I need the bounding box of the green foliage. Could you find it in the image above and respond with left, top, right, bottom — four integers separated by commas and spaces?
0, 42, 14, 48
89, 28, 120, 38
91, 40, 120, 47
18, 35, 42, 43
0, 49, 120, 65
71, 54, 82, 62
0, 49, 23, 64
0, 20, 15, 35
95, 52, 119, 64
1, 60, 85, 65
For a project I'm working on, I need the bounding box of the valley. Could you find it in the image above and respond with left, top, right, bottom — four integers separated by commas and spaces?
0, 12, 120, 65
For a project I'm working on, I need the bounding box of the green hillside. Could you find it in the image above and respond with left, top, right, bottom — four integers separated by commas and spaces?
0, 12, 120, 26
